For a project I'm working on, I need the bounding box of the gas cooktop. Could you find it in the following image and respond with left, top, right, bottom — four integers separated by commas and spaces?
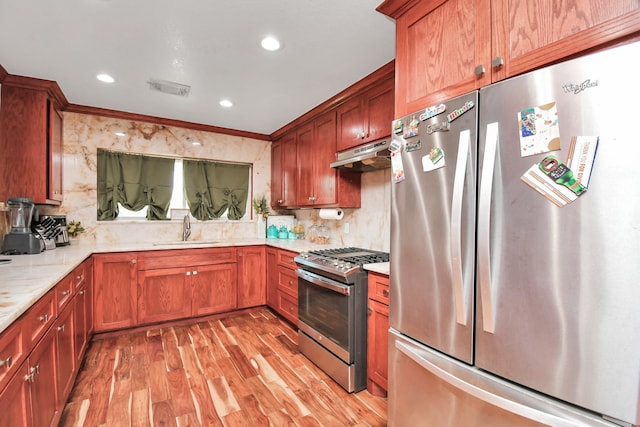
295, 247, 389, 283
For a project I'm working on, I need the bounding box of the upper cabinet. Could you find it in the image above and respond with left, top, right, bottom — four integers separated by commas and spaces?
0, 76, 67, 204
336, 74, 395, 152
378, 0, 640, 117
271, 131, 297, 210
297, 111, 361, 208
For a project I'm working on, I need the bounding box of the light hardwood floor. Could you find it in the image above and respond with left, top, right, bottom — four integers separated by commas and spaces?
60, 308, 387, 426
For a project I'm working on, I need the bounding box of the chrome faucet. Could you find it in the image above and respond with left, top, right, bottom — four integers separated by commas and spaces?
182, 214, 191, 241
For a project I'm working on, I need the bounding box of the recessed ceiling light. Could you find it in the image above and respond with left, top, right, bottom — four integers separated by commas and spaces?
219, 99, 233, 108
261, 36, 281, 51
191, 141, 202, 146
97, 73, 115, 83
114, 131, 126, 137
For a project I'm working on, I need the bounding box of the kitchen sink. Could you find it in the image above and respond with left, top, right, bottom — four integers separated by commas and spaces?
152, 240, 219, 246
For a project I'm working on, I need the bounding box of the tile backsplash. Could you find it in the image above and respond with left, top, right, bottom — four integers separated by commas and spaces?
36, 112, 391, 252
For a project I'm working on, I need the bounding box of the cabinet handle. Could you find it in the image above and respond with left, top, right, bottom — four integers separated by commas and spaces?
131, 259, 137, 264
79, 290, 85, 295
491, 56, 504, 68
289, 307, 294, 312
278, 199, 283, 204
474, 64, 486, 76
186, 271, 191, 276
368, 307, 373, 315
288, 280, 293, 285
382, 289, 389, 297
24, 367, 36, 383
192, 271, 198, 275
57, 324, 65, 332
0, 355, 12, 368
61, 289, 71, 296
38, 313, 50, 323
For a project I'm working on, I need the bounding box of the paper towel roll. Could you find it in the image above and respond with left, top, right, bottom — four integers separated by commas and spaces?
319, 208, 344, 220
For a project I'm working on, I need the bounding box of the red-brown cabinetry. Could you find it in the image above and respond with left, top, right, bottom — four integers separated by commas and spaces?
94, 252, 138, 332
378, 0, 640, 117
271, 132, 298, 209
0, 77, 65, 204
367, 272, 390, 397
237, 246, 266, 309
266, 248, 299, 325
336, 74, 394, 152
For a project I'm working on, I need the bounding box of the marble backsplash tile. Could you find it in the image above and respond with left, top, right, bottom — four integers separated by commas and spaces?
35, 112, 391, 251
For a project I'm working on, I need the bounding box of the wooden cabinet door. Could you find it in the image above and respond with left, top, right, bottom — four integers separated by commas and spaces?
192, 263, 238, 316
48, 100, 63, 203
0, 320, 26, 391
336, 96, 365, 152
28, 331, 58, 427
237, 246, 266, 309
94, 253, 138, 332
393, 0, 491, 116
265, 247, 279, 309
271, 138, 284, 209
271, 132, 298, 209
491, 0, 640, 81
138, 267, 192, 325
55, 302, 75, 409
311, 110, 337, 206
73, 285, 89, 366
0, 362, 31, 427
0, 83, 63, 205
295, 122, 315, 206
367, 298, 389, 397
364, 77, 394, 143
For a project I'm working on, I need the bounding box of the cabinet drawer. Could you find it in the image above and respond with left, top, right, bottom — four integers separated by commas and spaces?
0, 320, 25, 390
72, 261, 87, 292
139, 247, 237, 270
278, 292, 298, 325
277, 267, 298, 297
24, 290, 55, 346
55, 273, 74, 313
277, 250, 298, 269
368, 272, 390, 305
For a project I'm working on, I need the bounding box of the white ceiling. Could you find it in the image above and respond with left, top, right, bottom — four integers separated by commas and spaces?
0, 0, 396, 136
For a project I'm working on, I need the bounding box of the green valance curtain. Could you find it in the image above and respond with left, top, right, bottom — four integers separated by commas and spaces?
183, 160, 250, 221
97, 150, 175, 220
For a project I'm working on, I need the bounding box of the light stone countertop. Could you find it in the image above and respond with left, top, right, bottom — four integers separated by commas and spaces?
364, 261, 390, 276
0, 238, 364, 334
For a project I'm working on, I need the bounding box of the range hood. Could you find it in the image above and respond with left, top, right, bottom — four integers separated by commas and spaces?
330, 139, 391, 172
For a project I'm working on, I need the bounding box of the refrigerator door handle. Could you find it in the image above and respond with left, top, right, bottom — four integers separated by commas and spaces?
450, 129, 471, 325
396, 340, 590, 427
478, 122, 499, 333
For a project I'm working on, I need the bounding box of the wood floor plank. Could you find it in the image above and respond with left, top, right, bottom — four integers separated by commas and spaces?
131, 388, 151, 427
151, 400, 177, 427
61, 308, 387, 426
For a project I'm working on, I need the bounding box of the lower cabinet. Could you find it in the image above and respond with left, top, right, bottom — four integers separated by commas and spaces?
133, 247, 239, 327
0, 258, 94, 427
55, 302, 75, 410
237, 246, 266, 309
94, 252, 138, 332
367, 272, 390, 397
266, 248, 299, 325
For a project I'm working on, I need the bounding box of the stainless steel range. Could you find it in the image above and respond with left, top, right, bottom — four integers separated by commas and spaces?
295, 247, 390, 392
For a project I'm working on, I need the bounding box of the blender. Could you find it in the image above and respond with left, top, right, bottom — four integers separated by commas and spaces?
1, 198, 43, 254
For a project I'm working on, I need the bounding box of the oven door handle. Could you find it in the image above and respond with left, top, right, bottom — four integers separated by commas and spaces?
296, 269, 351, 296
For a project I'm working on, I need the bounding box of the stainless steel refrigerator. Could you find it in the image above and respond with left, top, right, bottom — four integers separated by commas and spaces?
389, 40, 640, 427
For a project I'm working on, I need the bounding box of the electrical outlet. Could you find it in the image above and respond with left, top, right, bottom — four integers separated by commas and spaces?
344, 222, 350, 234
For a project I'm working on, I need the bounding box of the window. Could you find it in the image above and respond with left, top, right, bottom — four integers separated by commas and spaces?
97, 150, 252, 221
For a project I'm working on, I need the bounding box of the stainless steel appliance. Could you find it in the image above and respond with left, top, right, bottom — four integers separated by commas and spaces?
1, 197, 43, 254
295, 247, 389, 392
389, 41, 640, 426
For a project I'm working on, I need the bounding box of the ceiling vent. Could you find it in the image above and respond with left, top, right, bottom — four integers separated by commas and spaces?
147, 79, 191, 97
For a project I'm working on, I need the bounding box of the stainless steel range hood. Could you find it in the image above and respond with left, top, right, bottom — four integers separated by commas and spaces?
330, 139, 391, 172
